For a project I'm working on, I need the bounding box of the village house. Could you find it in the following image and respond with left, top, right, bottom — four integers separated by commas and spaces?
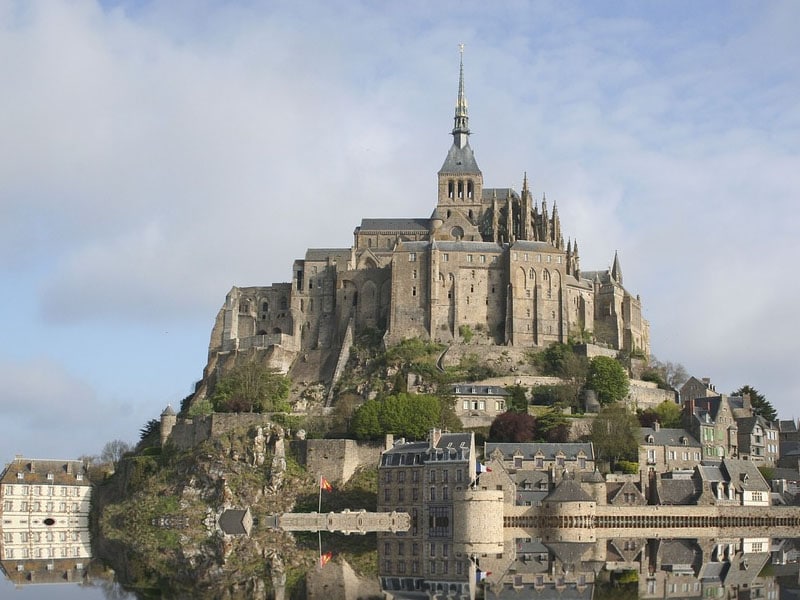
639, 424, 702, 475
0, 457, 91, 565
451, 384, 509, 428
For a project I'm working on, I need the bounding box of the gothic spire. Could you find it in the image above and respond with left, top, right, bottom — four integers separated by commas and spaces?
452, 43, 470, 149
611, 250, 623, 285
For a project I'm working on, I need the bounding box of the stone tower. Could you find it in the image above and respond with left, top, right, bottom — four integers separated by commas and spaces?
160, 404, 177, 446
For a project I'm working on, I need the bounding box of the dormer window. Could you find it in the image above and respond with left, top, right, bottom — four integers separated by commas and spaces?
646, 435, 654, 443
16, 472, 24, 480
46, 473, 54, 481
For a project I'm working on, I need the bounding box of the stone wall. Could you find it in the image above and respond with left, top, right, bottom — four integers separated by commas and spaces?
628, 379, 676, 410
293, 439, 383, 485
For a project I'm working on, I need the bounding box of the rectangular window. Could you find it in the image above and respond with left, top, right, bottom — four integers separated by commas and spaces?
443, 486, 449, 501
456, 469, 463, 482
430, 543, 436, 557
429, 470, 435, 483
408, 253, 416, 262
429, 487, 436, 501
412, 488, 419, 501
467, 254, 473, 262
398, 488, 405, 502
398, 542, 405, 556
480, 255, 486, 263
442, 253, 449, 262
463, 400, 469, 410
412, 543, 419, 556
397, 471, 405, 483
442, 470, 448, 483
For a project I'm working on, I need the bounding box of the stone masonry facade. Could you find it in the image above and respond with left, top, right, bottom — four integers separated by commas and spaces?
200, 53, 650, 392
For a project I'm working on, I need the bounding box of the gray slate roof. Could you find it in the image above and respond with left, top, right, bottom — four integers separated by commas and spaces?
640, 427, 700, 448
358, 218, 431, 232
451, 384, 509, 396
659, 479, 700, 505
545, 479, 593, 503
780, 419, 798, 433
218, 508, 253, 536
485, 442, 594, 461
435, 240, 503, 253
439, 143, 481, 174
304, 248, 351, 262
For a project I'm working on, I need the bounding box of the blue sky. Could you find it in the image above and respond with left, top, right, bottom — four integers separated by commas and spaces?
1, 0, 799, 462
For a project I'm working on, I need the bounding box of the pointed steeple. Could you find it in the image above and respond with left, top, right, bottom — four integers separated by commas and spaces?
611, 251, 623, 285
439, 44, 481, 179
452, 43, 469, 149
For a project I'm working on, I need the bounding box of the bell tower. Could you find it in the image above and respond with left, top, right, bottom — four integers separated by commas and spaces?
436, 45, 484, 239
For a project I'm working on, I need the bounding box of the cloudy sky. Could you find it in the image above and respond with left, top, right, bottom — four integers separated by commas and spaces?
1, 0, 798, 462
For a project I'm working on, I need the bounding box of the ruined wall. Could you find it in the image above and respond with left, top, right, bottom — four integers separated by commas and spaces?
294, 439, 383, 484
628, 380, 676, 410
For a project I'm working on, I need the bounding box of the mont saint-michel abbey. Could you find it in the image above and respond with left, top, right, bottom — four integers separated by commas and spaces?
206, 55, 649, 382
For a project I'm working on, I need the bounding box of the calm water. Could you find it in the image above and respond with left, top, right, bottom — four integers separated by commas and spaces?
2, 534, 799, 599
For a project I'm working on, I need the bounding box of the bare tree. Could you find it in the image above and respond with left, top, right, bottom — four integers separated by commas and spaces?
100, 440, 132, 466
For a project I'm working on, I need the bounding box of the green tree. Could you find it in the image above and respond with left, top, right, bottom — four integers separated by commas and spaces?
732, 385, 777, 421
489, 411, 537, 443
350, 393, 450, 440
639, 400, 683, 429
590, 404, 639, 469
535, 409, 571, 442
351, 399, 382, 439
586, 356, 629, 405
136, 419, 161, 451
505, 384, 529, 412
211, 362, 290, 413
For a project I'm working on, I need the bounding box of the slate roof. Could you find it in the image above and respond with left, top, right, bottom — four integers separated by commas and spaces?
771, 467, 800, 481
545, 479, 593, 503
658, 479, 700, 505
218, 507, 253, 536
485, 442, 594, 461
481, 188, 518, 201
657, 539, 700, 569
640, 427, 701, 448
0, 457, 89, 487
381, 432, 472, 466
435, 241, 503, 253
304, 248, 351, 261
510, 240, 560, 252
451, 384, 509, 397
779, 419, 798, 433
721, 459, 770, 492
358, 218, 431, 232
439, 143, 481, 174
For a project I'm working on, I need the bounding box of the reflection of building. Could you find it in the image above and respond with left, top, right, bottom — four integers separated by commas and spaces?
377, 430, 489, 598
0, 458, 91, 586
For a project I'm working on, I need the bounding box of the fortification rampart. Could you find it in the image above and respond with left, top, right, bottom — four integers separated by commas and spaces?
294, 439, 383, 484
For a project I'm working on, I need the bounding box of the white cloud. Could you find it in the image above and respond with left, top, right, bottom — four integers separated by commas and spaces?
1, 0, 799, 454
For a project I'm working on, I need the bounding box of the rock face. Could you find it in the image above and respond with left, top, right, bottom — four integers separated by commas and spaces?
92, 423, 326, 598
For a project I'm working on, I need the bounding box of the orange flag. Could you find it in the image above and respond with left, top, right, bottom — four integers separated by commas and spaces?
320, 477, 333, 492
320, 551, 333, 567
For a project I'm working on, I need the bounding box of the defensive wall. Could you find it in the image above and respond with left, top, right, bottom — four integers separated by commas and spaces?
164, 413, 381, 484
294, 438, 384, 484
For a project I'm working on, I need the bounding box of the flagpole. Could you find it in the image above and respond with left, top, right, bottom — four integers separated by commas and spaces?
318, 530, 322, 567
318, 475, 322, 513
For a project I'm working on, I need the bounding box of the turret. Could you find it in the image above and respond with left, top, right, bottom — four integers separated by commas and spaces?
160, 404, 177, 446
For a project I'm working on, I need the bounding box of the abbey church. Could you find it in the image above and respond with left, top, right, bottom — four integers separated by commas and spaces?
203, 54, 649, 387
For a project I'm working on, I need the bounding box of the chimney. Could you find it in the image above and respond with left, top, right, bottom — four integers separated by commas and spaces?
66, 462, 73, 474
429, 428, 442, 448
384, 434, 394, 451
654, 421, 661, 432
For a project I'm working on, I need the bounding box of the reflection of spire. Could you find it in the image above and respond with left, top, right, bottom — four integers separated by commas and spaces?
452, 43, 470, 149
